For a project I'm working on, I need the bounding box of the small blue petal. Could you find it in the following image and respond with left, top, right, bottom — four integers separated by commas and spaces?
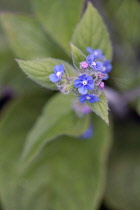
86, 47, 94, 54
54, 64, 64, 73
89, 95, 99, 103
86, 54, 95, 65
102, 74, 109, 80
78, 74, 87, 80
93, 49, 104, 59
103, 60, 110, 66
86, 47, 104, 59
59, 64, 65, 72
87, 83, 94, 90
49, 73, 59, 82
74, 79, 82, 88
102, 60, 112, 73
78, 86, 87, 94
54, 65, 60, 73
95, 61, 103, 71
87, 75, 93, 81
78, 95, 87, 103
106, 64, 112, 73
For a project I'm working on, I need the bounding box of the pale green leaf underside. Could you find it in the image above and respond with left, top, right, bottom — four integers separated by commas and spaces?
0, 13, 68, 60
0, 91, 111, 210
21, 93, 90, 167
31, 0, 84, 53
16, 58, 76, 90
70, 42, 86, 70
72, 2, 112, 60
88, 91, 109, 124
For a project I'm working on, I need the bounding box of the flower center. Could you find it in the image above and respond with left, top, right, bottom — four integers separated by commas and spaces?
83, 80, 87, 85
56, 71, 61, 76
86, 96, 91, 100
92, 61, 96, 66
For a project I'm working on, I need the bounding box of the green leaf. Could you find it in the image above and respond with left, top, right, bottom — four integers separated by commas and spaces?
16, 58, 76, 90
72, 2, 112, 60
104, 0, 140, 47
0, 27, 37, 93
0, 94, 112, 210
21, 93, 90, 168
88, 91, 109, 125
0, 89, 50, 210
105, 119, 140, 210
31, 0, 84, 52
0, 13, 69, 60
70, 42, 86, 70
0, 0, 31, 13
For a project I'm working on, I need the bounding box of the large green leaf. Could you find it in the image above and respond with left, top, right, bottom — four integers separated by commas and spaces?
72, 3, 112, 60
31, 0, 84, 52
104, 0, 140, 47
0, 93, 112, 210
70, 42, 86, 71
0, 90, 50, 210
0, 27, 37, 93
16, 58, 76, 90
105, 119, 140, 210
88, 91, 109, 125
0, 13, 69, 60
21, 93, 90, 167
0, 0, 31, 13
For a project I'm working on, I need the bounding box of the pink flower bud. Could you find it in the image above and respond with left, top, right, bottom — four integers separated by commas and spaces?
98, 73, 103, 79
80, 61, 89, 69
99, 82, 104, 89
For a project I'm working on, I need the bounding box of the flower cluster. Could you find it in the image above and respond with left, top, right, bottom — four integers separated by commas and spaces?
49, 47, 112, 104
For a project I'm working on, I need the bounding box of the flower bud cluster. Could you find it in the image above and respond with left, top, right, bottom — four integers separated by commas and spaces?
49, 47, 112, 104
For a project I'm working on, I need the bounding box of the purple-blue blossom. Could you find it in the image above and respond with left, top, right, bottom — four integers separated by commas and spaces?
86, 54, 103, 71
102, 74, 109, 80
86, 47, 104, 60
100, 60, 112, 74
49, 64, 64, 83
78, 94, 99, 103
74, 74, 94, 94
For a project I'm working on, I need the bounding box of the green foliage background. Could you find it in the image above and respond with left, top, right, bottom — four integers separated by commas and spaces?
0, 0, 140, 210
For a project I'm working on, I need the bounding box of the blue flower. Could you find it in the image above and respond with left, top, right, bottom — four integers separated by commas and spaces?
49, 64, 64, 82
102, 74, 109, 80
100, 60, 112, 74
81, 125, 93, 139
86, 47, 104, 60
74, 74, 94, 94
78, 94, 99, 103
86, 54, 103, 71
86, 47, 94, 54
